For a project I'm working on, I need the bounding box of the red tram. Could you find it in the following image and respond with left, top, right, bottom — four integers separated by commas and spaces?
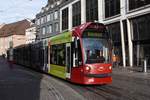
48, 22, 112, 84
8, 22, 112, 85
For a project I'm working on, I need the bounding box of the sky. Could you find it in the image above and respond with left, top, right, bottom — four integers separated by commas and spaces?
0, 0, 47, 24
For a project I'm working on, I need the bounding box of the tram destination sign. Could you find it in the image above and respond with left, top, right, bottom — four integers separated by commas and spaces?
87, 23, 105, 30
82, 32, 107, 38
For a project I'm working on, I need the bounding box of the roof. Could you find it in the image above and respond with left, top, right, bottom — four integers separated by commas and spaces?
0, 19, 31, 37
0, 24, 5, 29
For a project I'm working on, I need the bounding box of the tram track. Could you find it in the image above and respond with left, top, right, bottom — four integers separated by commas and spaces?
84, 86, 113, 100
67, 83, 138, 100
81, 85, 135, 100
14, 66, 150, 100
42, 80, 65, 100
41, 76, 132, 100
42, 73, 150, 100
81, 84, 150, 100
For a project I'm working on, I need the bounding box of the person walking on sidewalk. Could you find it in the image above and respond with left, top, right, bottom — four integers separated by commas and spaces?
112, 54, 118, 67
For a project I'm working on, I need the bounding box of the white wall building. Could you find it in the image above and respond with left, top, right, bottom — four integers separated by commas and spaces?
26, 26, 36, 44
0, 19, 31, 56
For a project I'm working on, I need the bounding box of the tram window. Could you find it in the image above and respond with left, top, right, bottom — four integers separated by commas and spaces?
74, 39, 82, 66
50, 44, 66, 66
50, 45, 57, 65
77, 40, 82, 65
71, 42, 74, 67
57, 44, 66, 66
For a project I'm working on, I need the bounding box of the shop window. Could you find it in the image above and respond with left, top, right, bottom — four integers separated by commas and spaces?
107, 22, 121, 45
132, 14, 150, 41
107, 22, 122, 65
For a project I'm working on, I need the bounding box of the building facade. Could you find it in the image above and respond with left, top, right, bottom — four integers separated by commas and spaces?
25, 24, 36, 44
36, 0, 150, 67
35, 0, 73, 68
35, 0, 62, 40
0, 19, 31, 56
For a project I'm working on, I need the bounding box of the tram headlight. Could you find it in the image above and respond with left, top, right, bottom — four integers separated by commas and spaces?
109, 66, 112, 70
85, 66, 91, 72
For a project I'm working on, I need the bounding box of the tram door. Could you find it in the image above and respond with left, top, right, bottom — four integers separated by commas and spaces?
66, 43, 71, 79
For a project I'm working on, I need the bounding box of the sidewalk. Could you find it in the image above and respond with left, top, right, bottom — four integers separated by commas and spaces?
112, 66, 150, 85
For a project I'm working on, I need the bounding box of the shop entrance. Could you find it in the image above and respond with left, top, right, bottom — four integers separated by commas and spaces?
133, 43, 150, 67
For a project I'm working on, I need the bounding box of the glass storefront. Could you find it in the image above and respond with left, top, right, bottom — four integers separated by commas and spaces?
107, 22, 123, 66
132, 14, 150, 67
133, 43, 150, 67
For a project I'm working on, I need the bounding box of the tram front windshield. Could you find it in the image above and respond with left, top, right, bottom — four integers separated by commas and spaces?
82, 33, 111, 64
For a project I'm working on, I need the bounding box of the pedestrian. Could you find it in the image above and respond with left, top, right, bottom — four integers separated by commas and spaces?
112, 54, 117, 67
8, 49, 14, 69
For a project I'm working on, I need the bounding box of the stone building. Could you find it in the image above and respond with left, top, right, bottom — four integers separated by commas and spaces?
36, 0, 150, 67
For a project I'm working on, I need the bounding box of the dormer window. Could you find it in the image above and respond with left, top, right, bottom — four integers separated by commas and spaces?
51, 4, 54, 8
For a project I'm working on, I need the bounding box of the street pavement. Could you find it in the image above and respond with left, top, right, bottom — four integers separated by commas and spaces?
66, 67, 150, 100
0, 57, 84, 100
113, 66, 150, 83
0, 56, 150, 100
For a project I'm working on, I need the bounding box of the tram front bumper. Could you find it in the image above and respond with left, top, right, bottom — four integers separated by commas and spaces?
83, 73, 112, 85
